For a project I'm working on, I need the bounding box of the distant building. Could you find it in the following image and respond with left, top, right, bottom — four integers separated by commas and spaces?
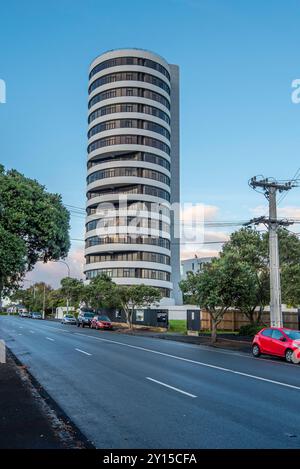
55, 306, 75, 319
6, 303, 27, 314
181, 257, 214, 280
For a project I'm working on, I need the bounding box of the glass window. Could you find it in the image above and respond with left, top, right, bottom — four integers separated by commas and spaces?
283, 329, 300, 340
261, 329, 273, 337
135, 310, 144, 322
272, 329, 284, 340
88, 87, 170, 110
89, 56, 170, 81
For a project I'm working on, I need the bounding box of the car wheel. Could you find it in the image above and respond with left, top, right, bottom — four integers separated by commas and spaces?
82, 324, 85, 328
252, 344, 261, 357
285, 349, 294, 363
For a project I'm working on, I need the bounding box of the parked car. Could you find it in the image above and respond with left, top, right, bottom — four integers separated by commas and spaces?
28, 312, 33, 318
252, 327, 300, 363
77, 311, 95, 328
90, 315, 113, 330
32, 312, 42, 319
19, 312, 29, 318
61, 314, 77, 325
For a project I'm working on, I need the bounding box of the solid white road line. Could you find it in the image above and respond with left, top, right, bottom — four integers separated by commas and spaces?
77, 333, 300, 392
46, 337, 54, 341
75, 348, 92, 356
146, 377, 197, 398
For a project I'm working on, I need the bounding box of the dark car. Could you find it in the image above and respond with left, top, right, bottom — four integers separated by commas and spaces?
90, 315, 113, 330
77, 311, 95, 328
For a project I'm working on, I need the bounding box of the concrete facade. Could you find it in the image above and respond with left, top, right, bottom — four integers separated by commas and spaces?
84, 49, 181, 305
181, 256, 214, 280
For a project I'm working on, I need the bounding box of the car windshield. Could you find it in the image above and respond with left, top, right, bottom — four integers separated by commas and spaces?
98, 316, 111, 321
66, 315, 75, 318
283, 329, 300, 340
84, 313, 94, 318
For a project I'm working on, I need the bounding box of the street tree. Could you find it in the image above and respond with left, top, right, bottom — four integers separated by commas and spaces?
116, 284, 161, 329
60, 277, 85, 307
221, 227, 300, 321
85, 274, 119, 311
10, 282, 53, 313
281, 264, 300, 307
221, 228, 269, 324
0, 226, 27, 300
0, 165, 70, 298
180, 253, 258, 343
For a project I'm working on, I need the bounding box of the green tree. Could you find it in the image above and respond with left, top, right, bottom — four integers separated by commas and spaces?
48, 288, 66, 313
221, 228, 269, 324
116, 284, 161, 329
281, 264, 300, 307
0, 165, 70, 297
221, 227, 300, 321
60, 277, 85, 307
85, 274, 119, 311
180, 253, 260, 343
0, 226, 27, 299
10, 282, 53, 313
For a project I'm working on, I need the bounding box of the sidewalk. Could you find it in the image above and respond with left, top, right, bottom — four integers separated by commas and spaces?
113, 328, 252, 353
0, 350, 92, 449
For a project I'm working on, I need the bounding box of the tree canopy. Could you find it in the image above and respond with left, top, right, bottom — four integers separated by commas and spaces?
115, 284, 161, 329
180, 227, 300, 341
0, 165, 70, 297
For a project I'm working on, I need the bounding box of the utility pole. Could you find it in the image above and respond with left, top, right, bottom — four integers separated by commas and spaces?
249, 177, 296, 327
42, 283, 46, 320
55, 260, 70, 316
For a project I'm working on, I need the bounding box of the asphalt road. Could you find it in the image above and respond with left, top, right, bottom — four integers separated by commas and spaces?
1, 315, 300, 449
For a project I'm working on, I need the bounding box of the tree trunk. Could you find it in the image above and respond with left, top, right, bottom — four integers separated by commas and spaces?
126, 310, 131, 329
256, 305, 264, 325
130, 307, 134, 330
246, 311, 255, 325
211, 319, 217, 344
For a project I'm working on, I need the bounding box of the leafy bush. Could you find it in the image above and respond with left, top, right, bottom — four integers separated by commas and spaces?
239, 324, 262, 337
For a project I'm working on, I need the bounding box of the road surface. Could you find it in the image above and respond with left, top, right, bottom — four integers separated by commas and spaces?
1, 315, 300, 448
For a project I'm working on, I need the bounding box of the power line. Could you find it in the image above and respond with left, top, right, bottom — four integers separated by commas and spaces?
277, 168, 300, 206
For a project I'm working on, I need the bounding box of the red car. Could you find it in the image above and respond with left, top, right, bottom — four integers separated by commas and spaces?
90, 314, 113, 330
252, 327, 300, 363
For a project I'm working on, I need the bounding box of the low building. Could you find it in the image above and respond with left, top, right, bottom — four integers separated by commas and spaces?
6, 303, 27, 314
55, 306, 75, 319
181, 256, 214, 280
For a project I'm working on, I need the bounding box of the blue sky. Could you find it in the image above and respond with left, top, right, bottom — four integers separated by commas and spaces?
1, 0, 300, 284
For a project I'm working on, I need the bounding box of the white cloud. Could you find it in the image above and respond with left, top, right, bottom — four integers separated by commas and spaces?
180, 229, 229, 260
181, 246, 220, 260
24, 247, 85, 289
277, 206, 300, 219
180, 203, 219, 223
250, 205, 300, 220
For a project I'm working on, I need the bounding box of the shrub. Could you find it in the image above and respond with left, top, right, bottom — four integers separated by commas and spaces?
239, 324, 262, 337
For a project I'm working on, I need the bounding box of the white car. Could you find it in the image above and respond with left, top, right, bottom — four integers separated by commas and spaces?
19, 312, 30, 318
61, 314, 77, 325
